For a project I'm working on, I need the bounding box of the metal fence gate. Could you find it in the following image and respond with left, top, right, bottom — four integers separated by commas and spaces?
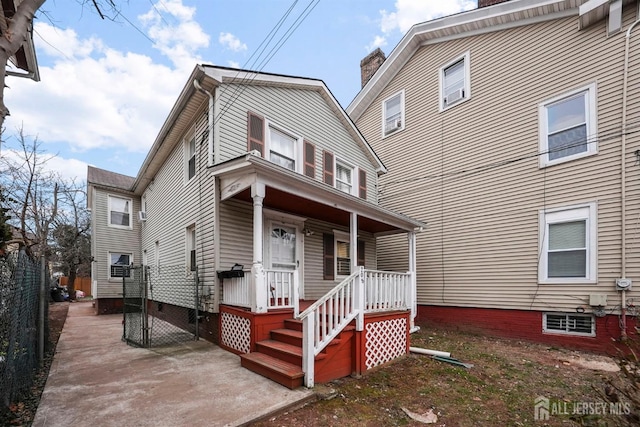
123, 265, 200, 348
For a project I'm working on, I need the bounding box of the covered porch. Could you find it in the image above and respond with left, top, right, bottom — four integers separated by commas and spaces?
211, 153, 425, 387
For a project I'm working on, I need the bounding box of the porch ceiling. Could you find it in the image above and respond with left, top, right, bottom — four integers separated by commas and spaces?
232, 187, 397, 234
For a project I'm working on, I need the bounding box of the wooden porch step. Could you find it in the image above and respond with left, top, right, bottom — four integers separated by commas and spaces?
270, 328, 303, 347
239, 352, 304, 389
257, 339, 327, 365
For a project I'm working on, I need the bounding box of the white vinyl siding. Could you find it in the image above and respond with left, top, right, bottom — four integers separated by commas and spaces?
108, 195, 132, 229
382, 90, 405, 137
539, 203, 596, 284
543, 313, 595, 336
539, 83, 597, 167
440, 51, 470, 110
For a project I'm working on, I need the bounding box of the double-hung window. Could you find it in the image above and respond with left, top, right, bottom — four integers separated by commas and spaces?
269, 127, 297, 170
109, 252, 132, 279
186, 137, 196, 181
539, 84, 597, 167
335, 160, 354, 195
440, 51, 470, 110
108, 195, 132, 229
382, 90, 404, 136
539, 203, 597, 284
336, 236, 351, 277
187, 225, 196, 271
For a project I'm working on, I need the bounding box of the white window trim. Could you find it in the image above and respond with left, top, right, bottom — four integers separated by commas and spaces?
381, 89, 405, 139
184, 131, 197, 184
107, 194, 133, 230
108, 252, 133, 281
265, 119, 303, 174
334, 158, 358, 196
538, 83, 598, 168
543, 312, 595, 337
187, 224, 196, 271
538, 202, 597, 284
333, 230, 351, 279
439, 51, 471, 112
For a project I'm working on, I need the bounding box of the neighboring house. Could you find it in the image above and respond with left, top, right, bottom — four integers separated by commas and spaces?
2, 0, 40, 81
87, 65, 425, 388
347, 0, 640, 353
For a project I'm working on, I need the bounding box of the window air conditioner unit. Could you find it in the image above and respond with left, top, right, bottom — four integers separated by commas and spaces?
138, 211, 147, 222
445, 88, 464, 105
386, 118, 402, 134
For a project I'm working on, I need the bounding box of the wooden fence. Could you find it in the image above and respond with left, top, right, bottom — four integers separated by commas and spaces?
59, 276, 92, 297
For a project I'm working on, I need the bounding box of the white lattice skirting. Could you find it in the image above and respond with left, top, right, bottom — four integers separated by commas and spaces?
364, 317, 407, 370
221, 312, 251, 354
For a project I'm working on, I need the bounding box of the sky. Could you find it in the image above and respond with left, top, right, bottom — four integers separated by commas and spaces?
2, 0, 476, 182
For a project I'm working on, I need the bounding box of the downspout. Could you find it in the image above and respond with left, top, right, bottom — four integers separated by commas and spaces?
193, 79, 215, 164
619, 17, 640, 340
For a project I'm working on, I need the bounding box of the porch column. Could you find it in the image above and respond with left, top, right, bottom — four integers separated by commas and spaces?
251, 182, 267, 313
408, 231, 418, 332
351, 212, 364, 330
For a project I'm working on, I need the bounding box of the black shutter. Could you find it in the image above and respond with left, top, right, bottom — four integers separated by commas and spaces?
323, 233, 335, 280
357, 240, 365, 266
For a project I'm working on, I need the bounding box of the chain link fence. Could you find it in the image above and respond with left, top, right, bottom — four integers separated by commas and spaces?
0, 251, 49, 409
124, 265, 214, 348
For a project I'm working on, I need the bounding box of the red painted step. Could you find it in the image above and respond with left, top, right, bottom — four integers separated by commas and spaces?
239, 352, 304, 389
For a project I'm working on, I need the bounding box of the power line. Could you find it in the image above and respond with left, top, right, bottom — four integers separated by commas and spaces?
378, 122, 640, 201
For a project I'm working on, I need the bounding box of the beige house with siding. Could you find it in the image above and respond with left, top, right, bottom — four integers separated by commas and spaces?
348, 0, 640, 352
88, 65, 425, 388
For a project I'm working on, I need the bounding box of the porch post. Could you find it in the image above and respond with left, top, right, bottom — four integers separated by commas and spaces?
350, 213, 358, 274
251, 182, 267, 313
408, 231, 418, 332
351, 212, 364, 330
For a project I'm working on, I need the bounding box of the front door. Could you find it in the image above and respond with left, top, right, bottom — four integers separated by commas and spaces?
266, 221, 303, 299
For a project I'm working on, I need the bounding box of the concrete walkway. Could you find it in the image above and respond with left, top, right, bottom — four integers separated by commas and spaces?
33, 302, 313, 427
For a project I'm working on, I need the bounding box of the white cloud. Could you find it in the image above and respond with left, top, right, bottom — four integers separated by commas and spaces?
228, 60, 240, 68
219, 32, 247, 52
4, 0, 211, 158
365, 35, 387, 52
139, 0, 210, 69
0, 147, 88, 183
367, 0, 476, 51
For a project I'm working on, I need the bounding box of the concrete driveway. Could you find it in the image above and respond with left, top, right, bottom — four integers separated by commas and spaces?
33, 302, 313, 427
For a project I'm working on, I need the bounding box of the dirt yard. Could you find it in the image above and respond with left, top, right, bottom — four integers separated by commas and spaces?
252, 324, 637, 427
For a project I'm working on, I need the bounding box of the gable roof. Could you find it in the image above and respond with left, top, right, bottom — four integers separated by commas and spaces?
132, 64, 386, 195
347, 0, 601, 120
87, 165, 135, 191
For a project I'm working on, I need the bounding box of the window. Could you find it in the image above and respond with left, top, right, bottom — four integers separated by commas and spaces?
269, 126, 297, 170
108, 195, 132, 229
109, 252, 132, 279
323, 232, 365, 280
539, 84, 597, 167
440, 51, 470, 110
543, 313, 595, 336
187, 226, 196, 271
382, 90, 404, 136
186, 136, 196, 181
539, 203, 597, 284
335, 160, 354, 195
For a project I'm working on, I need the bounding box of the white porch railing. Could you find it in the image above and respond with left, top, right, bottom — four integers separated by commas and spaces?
296, 267, 412, 388
363, 270, 411, 312
266, 269, 300, 316
220, 274, 252, 308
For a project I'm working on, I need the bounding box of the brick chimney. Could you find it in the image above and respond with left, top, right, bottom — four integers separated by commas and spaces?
478, 0, 510, 7
360, 48, 386, 88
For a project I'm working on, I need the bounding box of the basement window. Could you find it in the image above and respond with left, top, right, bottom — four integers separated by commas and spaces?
543, 313, 595, 336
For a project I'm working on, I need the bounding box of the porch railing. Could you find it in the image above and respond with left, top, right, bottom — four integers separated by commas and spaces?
221, 274, 252, 308
266, 269, 299, 316
364, 270, 411, 312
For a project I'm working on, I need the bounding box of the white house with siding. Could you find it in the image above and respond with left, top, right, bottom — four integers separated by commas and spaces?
87, 65, 425, 388
347, 0, 640, 353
